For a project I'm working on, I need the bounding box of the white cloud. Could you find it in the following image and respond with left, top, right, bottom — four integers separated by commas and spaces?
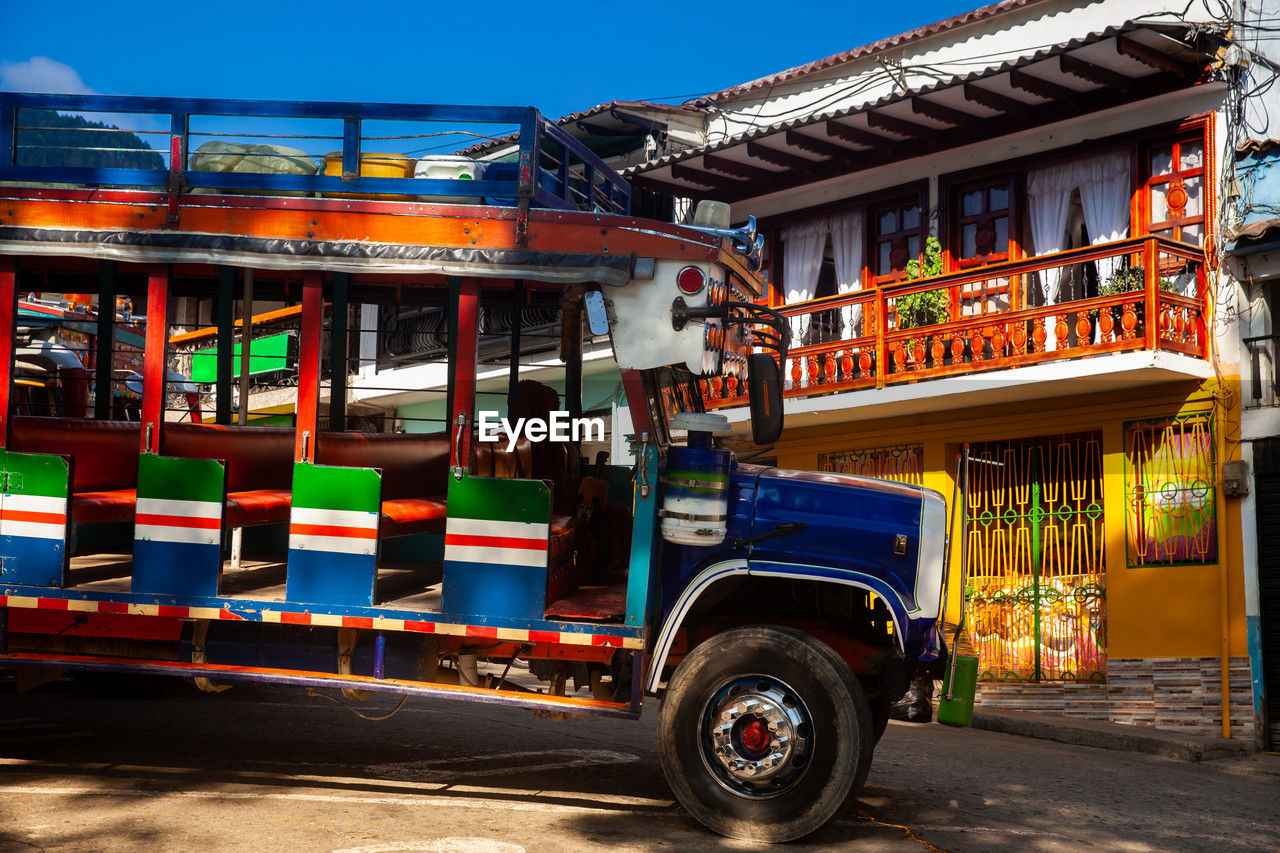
0, 56, 94, 95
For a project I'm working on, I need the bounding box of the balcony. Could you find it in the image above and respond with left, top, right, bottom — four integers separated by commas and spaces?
703, 237, 1210, 417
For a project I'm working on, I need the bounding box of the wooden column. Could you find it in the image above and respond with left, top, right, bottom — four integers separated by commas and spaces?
214, 266, 235, 424
140, 264, 169, 454
448, 278, 480, 474
295, 271, 324, 463
0, 256, 16, 448
329, 272, 349, 431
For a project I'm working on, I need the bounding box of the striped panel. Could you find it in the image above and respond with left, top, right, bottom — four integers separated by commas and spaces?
0, 594, 642, 648
0, 492, 68, 541
134, 496, 222, 546
288, 505, 379, 557
445, 517, 550, 569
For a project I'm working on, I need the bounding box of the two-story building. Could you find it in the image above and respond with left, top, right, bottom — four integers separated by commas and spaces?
622, 0, 1266, 741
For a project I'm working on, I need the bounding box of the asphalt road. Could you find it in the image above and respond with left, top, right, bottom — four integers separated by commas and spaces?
0, 676, 1277, 852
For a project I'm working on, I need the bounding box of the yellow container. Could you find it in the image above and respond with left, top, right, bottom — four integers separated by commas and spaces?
322, 152, 415, 200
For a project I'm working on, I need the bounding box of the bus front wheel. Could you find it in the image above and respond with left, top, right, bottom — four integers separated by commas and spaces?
657, 625, 874, 843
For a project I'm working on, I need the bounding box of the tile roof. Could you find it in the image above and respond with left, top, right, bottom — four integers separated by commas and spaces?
690, 0, 1054, 104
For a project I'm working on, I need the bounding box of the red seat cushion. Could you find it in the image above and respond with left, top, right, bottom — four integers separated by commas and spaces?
225, 489, 292, 528
379, 496, 448, 538
71, 489, 137, 525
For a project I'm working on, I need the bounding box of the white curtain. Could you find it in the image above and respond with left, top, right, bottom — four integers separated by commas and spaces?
1077, 150, 1131, 287
781, 220, 827, 387
829, 210, 865, 337
1028, 163, 1078, 352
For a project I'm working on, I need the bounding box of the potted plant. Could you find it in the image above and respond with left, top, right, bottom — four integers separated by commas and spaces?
1097, 262, 1175, 339
896, 236, 949, 366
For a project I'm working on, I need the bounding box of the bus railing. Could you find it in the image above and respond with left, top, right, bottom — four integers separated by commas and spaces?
0, 92, 630, 215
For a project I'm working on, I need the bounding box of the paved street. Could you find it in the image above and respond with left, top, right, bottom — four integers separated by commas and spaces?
0, 677, 1277, 852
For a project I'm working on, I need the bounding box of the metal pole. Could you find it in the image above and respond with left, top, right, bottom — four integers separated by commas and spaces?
507, 280, 524, 419
94, 261, 116, 420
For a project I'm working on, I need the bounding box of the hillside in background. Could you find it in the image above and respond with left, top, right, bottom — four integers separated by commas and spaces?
17, 109, 163, 169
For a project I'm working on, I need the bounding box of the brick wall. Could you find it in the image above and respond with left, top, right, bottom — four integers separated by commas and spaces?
974, 657, 1254, 739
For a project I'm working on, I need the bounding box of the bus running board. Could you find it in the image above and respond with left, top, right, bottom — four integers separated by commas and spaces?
0, 652, 641, 719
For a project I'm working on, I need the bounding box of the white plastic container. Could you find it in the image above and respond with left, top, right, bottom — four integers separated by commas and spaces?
413, 155, 481, 203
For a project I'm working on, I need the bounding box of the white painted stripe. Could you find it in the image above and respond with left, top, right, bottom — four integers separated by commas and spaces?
187, 607, 226, 620
4, 596, 39, 608
310, 613, 343, 628
127, 604, 159, 616
262, 611, 282, 623
0, 785, 667, 817
371, 617, 405, 631
0, 520, 65, 540
558, 632, 595, 646
292, 506, 380, 529
445, 545, 546, 568
495, 627, 528, 642
289, 534, 377, 556
135, 524, 219, 547
135, 497, 222, 519
2, 494, 67, 513
446, 518, 550, 540
67, 599, 98, 613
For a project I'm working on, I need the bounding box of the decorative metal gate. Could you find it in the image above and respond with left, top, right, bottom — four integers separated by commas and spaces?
965, 432, 1107, 682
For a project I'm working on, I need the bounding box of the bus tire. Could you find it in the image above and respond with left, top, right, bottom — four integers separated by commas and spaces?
657, 625, 874, 843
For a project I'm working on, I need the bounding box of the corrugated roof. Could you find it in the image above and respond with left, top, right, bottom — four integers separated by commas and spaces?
691, 0, 1054, 104
459, 100, 706, 157
629, 22, 1188, 178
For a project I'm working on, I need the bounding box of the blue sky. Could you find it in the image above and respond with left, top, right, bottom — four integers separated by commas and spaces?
1, 0, 985, 119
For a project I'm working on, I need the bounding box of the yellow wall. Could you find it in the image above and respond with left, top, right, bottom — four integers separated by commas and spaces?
773, 378, 1247, 662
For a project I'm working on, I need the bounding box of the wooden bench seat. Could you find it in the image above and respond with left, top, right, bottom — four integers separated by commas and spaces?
164, 423, 295, 528
10, 417, 141, 527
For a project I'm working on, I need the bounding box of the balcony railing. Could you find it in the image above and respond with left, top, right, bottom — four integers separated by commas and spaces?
701, 236, 1208, 407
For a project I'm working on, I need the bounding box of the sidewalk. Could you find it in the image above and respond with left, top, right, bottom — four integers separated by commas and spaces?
969, 708, 1260, 761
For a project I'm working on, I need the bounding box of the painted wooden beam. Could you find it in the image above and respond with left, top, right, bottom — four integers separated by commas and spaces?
825, 121, 894, 149
911, 97, 984, 128
961, 83, 1032, 117
702, 153, 780, 183
1116, 34, 1197, 75
866, 111, 938, 139
1009, 69, 1083, 102
785, 130, 861, 164
1060, 54, 1133, 92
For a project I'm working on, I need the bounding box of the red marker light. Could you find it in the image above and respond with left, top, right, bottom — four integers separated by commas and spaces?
676, 266, 706, 295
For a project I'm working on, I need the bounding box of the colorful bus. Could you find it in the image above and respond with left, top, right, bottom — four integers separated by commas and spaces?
0, 92, 948, 842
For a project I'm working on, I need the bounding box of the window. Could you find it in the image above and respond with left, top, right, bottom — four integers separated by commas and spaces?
871, 195, 924, 284
1142, 132, 1206, 246
953, 177, 1014, 267
951, 174, 1018, 315
1125, 414, 1217, 566
819, 443, 923, 485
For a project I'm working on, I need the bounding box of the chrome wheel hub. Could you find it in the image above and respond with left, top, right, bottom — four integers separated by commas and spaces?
701, 677, 812, 797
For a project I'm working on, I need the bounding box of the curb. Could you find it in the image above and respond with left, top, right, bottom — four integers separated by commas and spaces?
969, 709, 1256, 761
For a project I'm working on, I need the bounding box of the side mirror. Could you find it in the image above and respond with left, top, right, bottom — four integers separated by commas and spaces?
747, 353, 783, 445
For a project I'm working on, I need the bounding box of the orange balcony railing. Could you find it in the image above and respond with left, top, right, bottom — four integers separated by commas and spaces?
701, 236, 1208, 408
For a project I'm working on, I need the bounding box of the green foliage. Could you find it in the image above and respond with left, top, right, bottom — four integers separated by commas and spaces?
1099, 262, 1176, 297
897, 235, 948, 331
16, 109, 163, 170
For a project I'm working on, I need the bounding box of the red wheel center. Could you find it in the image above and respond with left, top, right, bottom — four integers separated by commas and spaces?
740, 719, 769, 752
